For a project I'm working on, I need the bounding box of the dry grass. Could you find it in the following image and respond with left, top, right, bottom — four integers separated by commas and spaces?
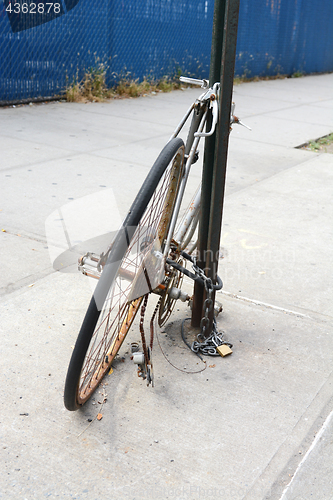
66, 65, 113, 102
67, 66, 306, 102
66, 66, 184, 103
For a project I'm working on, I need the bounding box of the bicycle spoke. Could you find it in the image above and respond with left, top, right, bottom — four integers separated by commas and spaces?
75, 146, 184, 404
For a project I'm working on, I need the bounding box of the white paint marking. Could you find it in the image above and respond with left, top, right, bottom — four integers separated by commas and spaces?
220, 290, 311, 318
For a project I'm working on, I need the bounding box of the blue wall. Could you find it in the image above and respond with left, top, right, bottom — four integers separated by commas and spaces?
236, 0, 333, 77
0, 0, 332, 103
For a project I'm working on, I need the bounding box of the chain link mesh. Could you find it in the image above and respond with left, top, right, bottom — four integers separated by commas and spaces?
0, 0, 332, 104
236, 0, 333, 78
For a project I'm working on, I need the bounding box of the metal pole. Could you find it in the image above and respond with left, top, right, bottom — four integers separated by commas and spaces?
191, 0, 240, 333
191, 0, 227, 327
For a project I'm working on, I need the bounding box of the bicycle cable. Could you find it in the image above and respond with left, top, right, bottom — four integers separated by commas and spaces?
154, 316, 207, 374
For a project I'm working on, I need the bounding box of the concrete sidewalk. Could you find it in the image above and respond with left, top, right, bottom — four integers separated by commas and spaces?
0, 74, 332, 500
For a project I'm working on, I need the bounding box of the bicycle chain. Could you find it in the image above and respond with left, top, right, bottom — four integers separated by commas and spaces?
139, 294, 160, 386
150, 297, 161, 351
139, 294, 150, 367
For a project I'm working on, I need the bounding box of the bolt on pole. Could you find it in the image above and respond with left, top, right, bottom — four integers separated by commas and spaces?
191, 0, 240, 332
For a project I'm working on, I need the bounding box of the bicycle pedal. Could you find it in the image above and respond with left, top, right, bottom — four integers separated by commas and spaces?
132, 352, 145, 364
78, 252, 102, 280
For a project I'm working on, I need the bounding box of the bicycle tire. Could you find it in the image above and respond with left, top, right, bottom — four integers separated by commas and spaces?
64, 138, 185, 410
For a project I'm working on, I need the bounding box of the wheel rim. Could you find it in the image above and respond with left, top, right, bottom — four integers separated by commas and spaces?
76, 145, 185, 404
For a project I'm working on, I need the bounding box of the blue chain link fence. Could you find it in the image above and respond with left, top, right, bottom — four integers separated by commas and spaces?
1, 0, 332, 104
236, 0, 333, 78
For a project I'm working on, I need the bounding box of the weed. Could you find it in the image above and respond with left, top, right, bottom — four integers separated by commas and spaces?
306, 133, 333, 153
157, 77, 181, 92
292, 71, 304, 78
66, 64, 112, 102
68, 65, 306, 103
66, 67, 186, 102
65, 76, 82, 102
111, 73, 183, 98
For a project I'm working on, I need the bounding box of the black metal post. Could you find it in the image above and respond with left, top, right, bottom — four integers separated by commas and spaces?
191, 0, 240, 333
191, 0, 227, 327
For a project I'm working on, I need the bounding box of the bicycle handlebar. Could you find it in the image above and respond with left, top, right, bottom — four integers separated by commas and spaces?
179, 76, 209, 88
179, 76, 251, 134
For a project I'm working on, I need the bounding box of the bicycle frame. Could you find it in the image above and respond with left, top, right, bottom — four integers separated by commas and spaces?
78, 78, 249, 282
162, 79, 219, 259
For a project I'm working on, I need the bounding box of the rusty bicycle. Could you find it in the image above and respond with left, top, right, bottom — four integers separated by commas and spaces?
64, 77, 249, 410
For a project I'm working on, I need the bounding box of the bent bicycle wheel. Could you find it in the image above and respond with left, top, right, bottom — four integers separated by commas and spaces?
64, 138, 185, 410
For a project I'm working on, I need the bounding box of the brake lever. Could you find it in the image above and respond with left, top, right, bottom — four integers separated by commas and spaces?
231, 115, 252, 130
194, 82, 220, 138
194, 98, 218, 138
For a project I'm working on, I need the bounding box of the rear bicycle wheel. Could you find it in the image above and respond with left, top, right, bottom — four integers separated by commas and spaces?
64, 138, 185, 410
